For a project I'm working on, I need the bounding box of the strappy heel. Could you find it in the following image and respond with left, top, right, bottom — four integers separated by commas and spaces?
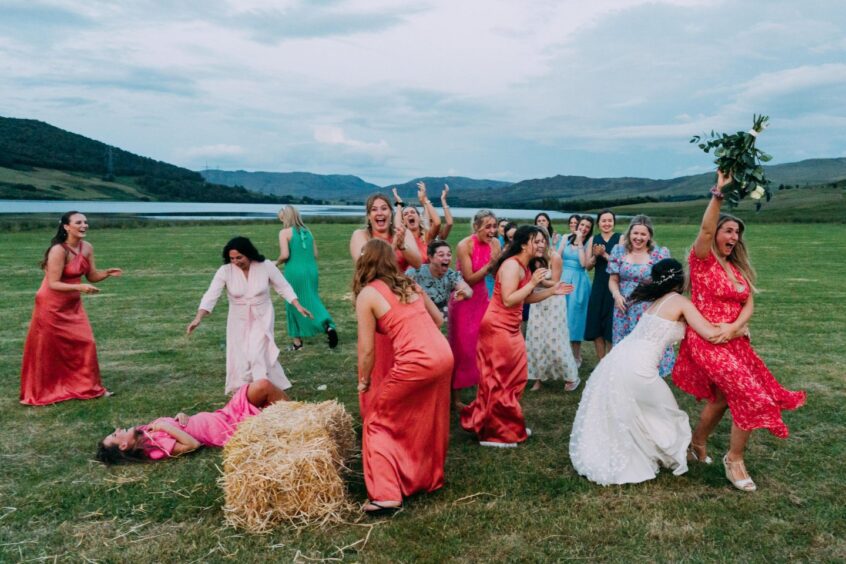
687, 442, 713, 464
723, 455, 757, 492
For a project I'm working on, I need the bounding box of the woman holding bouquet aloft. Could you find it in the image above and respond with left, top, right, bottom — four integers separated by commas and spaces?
608, 215, 675, 377
461, 226, 572, 447
673, 170, 805, 492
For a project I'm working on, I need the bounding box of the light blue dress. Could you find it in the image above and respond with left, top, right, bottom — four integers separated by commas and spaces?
560, 238, 591, 341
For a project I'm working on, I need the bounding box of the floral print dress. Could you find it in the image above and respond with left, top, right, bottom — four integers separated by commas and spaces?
607, 244, 675, 377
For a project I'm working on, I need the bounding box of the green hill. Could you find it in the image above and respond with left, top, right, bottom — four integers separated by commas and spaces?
200, 169, 380, 201
0, 117, 315, 203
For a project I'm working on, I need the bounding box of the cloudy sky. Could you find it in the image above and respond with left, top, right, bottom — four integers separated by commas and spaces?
2, 0, 845, 185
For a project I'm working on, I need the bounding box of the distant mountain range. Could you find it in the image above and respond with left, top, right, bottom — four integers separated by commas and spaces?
2, 115, 845, 207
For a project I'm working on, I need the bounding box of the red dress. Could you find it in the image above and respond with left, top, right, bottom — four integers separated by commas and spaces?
673, 249, 805, 437
361, 280, 454, 501
20, 245, 106, 405
460, 258, 531, 444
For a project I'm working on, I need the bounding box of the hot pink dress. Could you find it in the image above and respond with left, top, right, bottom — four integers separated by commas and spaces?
20, 244, 106, 405
672, 249, 805, 438
139, 384, 261, 460
448, 234, 492, 389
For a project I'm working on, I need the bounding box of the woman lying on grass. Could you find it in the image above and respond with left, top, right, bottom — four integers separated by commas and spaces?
96, 380, 288, 464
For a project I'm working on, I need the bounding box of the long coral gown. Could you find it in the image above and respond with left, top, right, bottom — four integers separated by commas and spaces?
460, 258, 531, 444
673, 249, 805, 437
448, 234, 492, 389
20, 244, 107, 405
140, 384, 262, 460
361, 280, 453, 502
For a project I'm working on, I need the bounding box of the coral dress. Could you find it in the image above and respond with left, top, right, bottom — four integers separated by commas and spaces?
448, 234, 492, 389
673, 249, 806, 437
140, 384, 261, 460
283, 228, 335, 338
460, 258, 532, 444
20, 244, 107, 405
361, 281, 453, 501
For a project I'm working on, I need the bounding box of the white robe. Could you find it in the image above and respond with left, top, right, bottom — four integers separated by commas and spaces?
199, 260, 296, 394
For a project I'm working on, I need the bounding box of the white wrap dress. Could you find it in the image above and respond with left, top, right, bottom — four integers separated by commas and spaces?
199, 260, 296, 394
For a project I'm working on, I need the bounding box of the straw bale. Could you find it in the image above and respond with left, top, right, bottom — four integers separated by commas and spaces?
220, 400, 357, 532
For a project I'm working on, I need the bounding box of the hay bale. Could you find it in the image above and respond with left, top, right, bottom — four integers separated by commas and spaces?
220, 400, 357, 532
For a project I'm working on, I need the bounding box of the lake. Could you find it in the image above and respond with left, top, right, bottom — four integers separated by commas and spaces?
0, 200, 579, 221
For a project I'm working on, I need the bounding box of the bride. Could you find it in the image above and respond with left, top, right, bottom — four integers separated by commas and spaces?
569, 258, 721, 486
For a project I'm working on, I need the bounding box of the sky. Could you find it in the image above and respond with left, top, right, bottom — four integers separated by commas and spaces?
1, 0, 845, 185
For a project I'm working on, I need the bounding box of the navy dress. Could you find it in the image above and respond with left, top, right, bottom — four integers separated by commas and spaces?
583, 232, 620, 342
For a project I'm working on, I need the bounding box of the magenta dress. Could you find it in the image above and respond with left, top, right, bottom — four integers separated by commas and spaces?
448, 234, 492, 389
139, 385, 261, 460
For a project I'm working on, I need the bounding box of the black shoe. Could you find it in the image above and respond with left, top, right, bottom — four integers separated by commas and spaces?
327, 327, 339, 349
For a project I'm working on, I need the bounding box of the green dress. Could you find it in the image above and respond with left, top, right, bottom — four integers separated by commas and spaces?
283, 228, 335, 338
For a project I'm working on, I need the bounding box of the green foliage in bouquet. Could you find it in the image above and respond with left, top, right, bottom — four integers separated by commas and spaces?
691, 114, 773, 209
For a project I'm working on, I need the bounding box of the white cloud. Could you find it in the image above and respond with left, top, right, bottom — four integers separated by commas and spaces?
313, 126, 389, 156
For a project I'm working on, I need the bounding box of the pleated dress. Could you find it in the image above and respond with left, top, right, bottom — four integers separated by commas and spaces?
283, 228, 335, 338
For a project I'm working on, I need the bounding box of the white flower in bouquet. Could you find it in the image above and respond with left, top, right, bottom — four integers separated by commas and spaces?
750, 185, 766, 200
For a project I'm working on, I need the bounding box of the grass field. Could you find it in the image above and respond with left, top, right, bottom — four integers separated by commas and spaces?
1, 220, 843, 562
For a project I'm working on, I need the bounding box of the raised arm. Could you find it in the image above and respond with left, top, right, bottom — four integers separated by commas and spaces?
84, 243, 122, 283
276, 228, 291, 265
439, 185, 453, 239
693, 169, 733, 259
396, 224, 422, 268
391, 187, 404, 230
417, 182, 441, 242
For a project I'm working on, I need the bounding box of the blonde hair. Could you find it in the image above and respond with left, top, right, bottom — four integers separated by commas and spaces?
364, 193, 395, 238
352, 239, 417, 303
712, 214, 757, 292
278, 205, 306, 230
622, 214, 655, 253
472, 209, 497, 231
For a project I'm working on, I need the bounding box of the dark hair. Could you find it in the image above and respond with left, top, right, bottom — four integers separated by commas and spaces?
628, 258, 685, 306
41, 210, 82, 270
503, 221, 518, 243
567, 214, 581, 226
95, 431, 148, 466
596, 209, 617, 231
222, 236, 265, 264
493, 225, 542, 275
528, 256, 548, 273
534, 213, 554, 235
427, 239, 450, 257
569, 215, 595, 245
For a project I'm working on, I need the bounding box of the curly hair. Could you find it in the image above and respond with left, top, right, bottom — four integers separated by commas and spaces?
352, 239, 418, 303
222, 236, 265, 264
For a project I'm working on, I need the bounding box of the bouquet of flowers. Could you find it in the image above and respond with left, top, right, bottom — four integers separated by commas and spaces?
691, 114, 773, 208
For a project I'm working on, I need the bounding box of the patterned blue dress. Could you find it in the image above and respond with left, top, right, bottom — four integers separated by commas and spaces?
607, 244, 675, 377
560, 239, 591, 341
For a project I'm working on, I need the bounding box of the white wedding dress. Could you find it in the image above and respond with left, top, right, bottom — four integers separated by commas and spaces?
569, 298, 691, 485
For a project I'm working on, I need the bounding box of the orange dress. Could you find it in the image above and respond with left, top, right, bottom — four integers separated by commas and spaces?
20, 245, 106, 405
460, 258, 531, 444
361, 280, 454, 501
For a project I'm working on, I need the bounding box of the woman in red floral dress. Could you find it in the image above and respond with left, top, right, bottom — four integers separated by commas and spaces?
673, 170, 806, 492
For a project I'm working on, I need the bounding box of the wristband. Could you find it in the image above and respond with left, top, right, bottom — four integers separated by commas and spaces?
709, 185, 725, 199
395, 201, 404, 207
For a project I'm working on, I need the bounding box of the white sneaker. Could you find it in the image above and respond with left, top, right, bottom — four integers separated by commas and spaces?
479, 441, 518, 448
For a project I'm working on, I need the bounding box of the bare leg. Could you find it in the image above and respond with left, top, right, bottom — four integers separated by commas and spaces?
247, 379, 289, 407
593, 337, 608, 360
571, 341, 582, 364
727, 424, 752, 461
691, 389, 728, 459
451, 389, 466, 411
530, 379, 541, 391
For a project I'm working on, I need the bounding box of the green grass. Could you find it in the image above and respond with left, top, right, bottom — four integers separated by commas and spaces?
1, 220, 843, 562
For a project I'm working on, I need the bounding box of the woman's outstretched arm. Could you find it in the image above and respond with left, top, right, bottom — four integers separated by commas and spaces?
693, 169, 733, 259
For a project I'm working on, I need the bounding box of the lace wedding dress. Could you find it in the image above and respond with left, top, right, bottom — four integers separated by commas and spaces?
569, 299, 690, 485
